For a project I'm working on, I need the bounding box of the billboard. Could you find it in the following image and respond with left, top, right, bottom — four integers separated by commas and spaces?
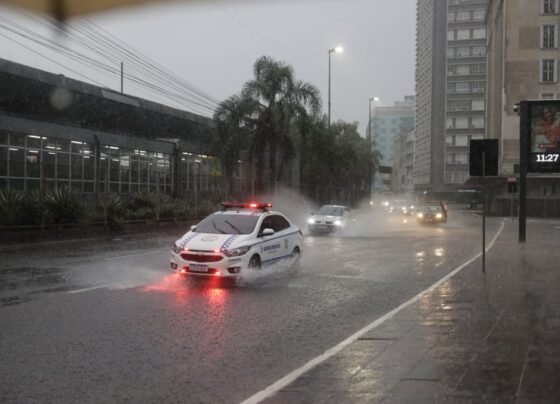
528, 101, 560, 173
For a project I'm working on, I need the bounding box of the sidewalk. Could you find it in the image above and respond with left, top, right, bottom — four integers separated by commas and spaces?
265, 220, 560, 403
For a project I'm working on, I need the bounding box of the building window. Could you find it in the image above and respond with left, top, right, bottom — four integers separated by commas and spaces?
455, 135, 469, 147
472, 100, 485, 111
456, 82, 470, 93
542, 25, 557, 48
472, 82, 485, 93
457, 47, 470, 58
471, 64, 486, 74
473, 28, 486, 40
472, 46, 486, 57
448, 12, 455, 22
471, 117, 485, 128
542, 0, 557, 14
457, 29, 470, 40
456, 117, 469, 129
541, 92, 556, 99
472, 10, 485, 21
448, 64, 469, 75
541, 59, 556, 82
448, 30, 455, 41
448, 100, 471, 111
456, 11, 471, 21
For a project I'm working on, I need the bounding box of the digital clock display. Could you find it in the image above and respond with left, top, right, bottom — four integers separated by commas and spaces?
535, 153, 560, 162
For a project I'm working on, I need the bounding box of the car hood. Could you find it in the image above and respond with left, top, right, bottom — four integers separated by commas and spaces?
175, 232, 251, 251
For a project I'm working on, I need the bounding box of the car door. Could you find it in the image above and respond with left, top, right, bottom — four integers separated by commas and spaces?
271, 214, 295, 259
257, 215, 284, 264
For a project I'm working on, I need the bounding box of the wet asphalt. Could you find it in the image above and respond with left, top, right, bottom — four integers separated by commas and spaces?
0, 209, 500, 403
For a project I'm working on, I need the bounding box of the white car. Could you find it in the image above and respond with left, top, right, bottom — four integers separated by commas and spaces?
307, 205, 353, 234
170, 202, 303, 278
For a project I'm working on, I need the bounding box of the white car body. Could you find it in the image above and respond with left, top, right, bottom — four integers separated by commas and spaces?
307, 205, 352, 234
170, 205, 303, 278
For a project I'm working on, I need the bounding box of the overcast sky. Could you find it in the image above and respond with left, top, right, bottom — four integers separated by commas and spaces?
0, 0, 416, 134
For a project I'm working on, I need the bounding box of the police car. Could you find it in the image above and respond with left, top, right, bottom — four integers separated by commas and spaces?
171, 202, 303, 278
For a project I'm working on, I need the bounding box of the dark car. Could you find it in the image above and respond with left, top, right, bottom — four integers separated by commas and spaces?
416, 205, 447, 224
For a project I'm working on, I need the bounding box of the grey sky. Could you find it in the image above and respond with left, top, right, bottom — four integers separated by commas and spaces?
0, 0, 416, 133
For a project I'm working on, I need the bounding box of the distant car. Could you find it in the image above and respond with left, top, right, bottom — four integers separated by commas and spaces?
416, 205, 447, 224
387, 200, 407, 215
170, 202, 303, 278
307, 205, 353, 234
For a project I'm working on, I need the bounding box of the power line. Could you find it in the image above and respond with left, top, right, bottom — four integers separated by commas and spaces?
1, 12, 220, 116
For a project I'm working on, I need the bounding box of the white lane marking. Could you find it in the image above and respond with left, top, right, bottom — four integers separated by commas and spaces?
68, 284, 113, 294
241, 220, 506, 404
314, 274, 366, 280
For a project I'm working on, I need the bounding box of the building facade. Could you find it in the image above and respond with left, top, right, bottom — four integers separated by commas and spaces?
414, 0, 488, 191
487, 0, 560, 175
392, 128, 416, 194
370, 96, 415, 192
0, 58, 253, 199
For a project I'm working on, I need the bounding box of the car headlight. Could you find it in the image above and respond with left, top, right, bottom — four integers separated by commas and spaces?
172, 244, 182, 254
417, 213, 424, 219
334, 220, 342, 226
223, 245, 250, 257
308, 218, 316, 224
436, 213, 443, 219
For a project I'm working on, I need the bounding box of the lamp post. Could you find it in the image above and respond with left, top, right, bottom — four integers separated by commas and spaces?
328, 46, 343, 126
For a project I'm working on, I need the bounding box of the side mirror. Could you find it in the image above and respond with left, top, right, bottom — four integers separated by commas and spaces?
190, 225, 197, 231
261, 228, 275, 237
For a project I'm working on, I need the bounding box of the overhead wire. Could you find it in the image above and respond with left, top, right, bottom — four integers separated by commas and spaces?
0, 11, 220, 116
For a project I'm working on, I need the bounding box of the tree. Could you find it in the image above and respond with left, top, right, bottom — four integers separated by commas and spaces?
214, 56, 321, 193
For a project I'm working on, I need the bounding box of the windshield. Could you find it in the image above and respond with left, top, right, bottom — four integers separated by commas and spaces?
317, 206, 344, 216
421, 206, 442, 213
194, 214, 259, 235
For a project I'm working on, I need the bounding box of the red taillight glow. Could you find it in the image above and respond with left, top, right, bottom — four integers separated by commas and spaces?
249, 203, 257, 208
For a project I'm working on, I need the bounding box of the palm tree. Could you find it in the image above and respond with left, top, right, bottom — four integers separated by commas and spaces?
235, 56, 321, 191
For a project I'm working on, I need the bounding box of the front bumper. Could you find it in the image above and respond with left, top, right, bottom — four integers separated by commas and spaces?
170, 251, 246, 277
308, 223, 342, 233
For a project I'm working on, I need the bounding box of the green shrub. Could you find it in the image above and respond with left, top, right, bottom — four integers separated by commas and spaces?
0, 189, 24, 226
98, 193, 127, 228
44, 186, 85, 225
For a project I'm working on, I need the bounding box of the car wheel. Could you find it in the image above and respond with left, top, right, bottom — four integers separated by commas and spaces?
248, 255, 261, 270
291, 247, 301, 269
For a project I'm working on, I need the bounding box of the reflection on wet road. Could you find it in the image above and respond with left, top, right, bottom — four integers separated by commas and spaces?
0, 210, 500, 402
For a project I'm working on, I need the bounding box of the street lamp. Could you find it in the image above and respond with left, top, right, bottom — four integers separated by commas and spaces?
328, 46, 344, 126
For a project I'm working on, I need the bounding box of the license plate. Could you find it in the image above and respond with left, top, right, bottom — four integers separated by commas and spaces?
189, 264, 208, 273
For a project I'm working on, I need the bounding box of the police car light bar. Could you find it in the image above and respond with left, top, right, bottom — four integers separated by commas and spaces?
222, 202, 273, 210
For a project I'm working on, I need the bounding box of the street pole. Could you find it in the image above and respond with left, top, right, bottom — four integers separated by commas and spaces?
482, 151, 486, 273
519, 101, 529, 243
327, 47, 343, 127
328, 50, 332, 127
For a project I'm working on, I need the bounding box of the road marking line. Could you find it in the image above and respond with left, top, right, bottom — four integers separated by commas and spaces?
241, 220, 505, 404
68, 284, 113, 294
314, 274, 366, 280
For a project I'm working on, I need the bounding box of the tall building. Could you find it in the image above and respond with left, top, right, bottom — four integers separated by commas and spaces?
392, 128, 416, 194
487, 0, 560, 182
414, 0, 488, 191
370, 96, 415, 192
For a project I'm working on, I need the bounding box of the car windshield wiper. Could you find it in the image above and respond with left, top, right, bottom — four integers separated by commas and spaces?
224, 219, 243, 234
212, 220, 227, 234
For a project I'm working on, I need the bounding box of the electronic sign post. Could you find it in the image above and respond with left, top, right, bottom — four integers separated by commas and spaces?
470, 139, 498, 273
519, 100, 560, 242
